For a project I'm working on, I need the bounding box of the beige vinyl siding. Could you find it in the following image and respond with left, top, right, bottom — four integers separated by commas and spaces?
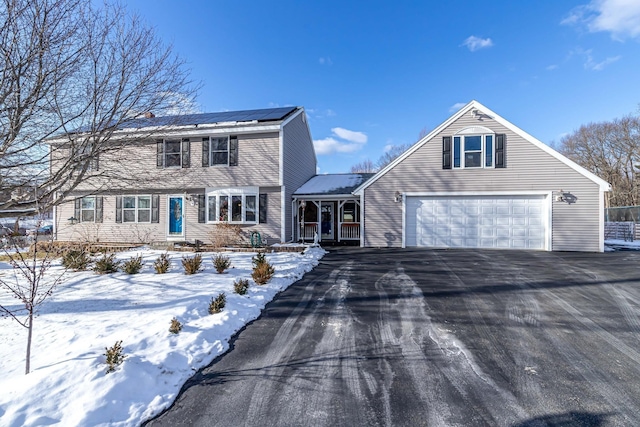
56, 188, 283, 244
363, 110, 602, 252
66, 132, 281, 193
282, 112, 316, 241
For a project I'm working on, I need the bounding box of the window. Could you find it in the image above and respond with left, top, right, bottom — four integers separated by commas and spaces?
116, 195, 159, 223
74, 142, 99, 171
206, 187, 259, 224
156, 139, 190, 168
202, 136, 238, 167
81, 197, 96, 222
74, 196, 103, 223
122, 196, 151, 223
446, 132, 503, 169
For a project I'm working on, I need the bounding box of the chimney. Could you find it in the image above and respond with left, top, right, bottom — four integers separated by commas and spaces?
144, 112, 155, 118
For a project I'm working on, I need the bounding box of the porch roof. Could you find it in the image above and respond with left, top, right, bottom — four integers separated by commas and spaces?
293, 173, 375, 196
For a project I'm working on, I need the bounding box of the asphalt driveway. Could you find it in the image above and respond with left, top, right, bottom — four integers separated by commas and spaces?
145, 248, 640, 426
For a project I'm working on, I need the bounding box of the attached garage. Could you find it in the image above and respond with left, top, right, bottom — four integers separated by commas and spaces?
405, 194, 550, 250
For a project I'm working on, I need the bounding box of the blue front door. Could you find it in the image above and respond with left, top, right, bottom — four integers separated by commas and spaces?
169, 197, 183, 236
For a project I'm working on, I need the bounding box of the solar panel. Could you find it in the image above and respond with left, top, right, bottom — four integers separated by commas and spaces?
116, 106, 298, 130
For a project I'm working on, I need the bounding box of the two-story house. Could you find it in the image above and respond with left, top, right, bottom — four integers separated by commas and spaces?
51, 101, 610, 252
52, 106, 316, 245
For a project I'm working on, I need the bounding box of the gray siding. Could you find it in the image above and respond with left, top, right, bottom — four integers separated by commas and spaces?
363, 110, 603, 252
282, 112, 317, 241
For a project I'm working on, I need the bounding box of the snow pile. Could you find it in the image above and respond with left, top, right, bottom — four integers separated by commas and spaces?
0, 247, 325, 426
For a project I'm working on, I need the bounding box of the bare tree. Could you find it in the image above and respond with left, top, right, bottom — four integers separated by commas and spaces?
0, 230, 65, 374
0, 0, 198, 217
559, 115, 640, 207
350, 159, 377, 173
376, 143, 411, 170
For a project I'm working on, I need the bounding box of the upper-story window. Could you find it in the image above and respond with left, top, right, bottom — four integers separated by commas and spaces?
443, 127, 505, 169
202, 136, 238, 167
156, 139, 190, 168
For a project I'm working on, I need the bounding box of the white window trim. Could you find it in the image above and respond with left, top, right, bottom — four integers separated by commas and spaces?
163, 139, 186, 168
80, 196, 96, 223
206, 186, 259, 224
207, 136, 230, 167
122, 195, 152, 223
453, 131, 495, 169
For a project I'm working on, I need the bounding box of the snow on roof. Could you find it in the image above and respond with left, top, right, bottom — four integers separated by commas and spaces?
293, 173, 376, 196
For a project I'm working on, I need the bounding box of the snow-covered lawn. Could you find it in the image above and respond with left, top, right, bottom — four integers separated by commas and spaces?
0, 247, 325, 426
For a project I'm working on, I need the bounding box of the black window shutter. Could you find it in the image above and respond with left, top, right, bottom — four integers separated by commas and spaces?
156, 140, 164, 168
115, 196, 123, 223
74, 198, 81, 222
93, 153, 99, 171
182, 139, 190, 168
151, 195, 160, 223
259, 193, 267, 223
202, 138, 210, 167
495, 134, 506, 168
229, 136, 238, 166
96, 197, 103, 223
197, 195, 206, 223
442, 136, 452, 169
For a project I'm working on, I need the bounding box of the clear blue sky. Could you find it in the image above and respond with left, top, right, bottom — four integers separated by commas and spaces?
128, 0, 640, 174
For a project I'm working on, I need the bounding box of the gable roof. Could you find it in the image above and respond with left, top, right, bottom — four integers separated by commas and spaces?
353, 100, 611, 194
294, 173, 375, 196
65, 106, 300, 135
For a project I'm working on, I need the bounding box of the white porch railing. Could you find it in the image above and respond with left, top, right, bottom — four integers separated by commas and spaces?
339, 223, 360, 240
300, 223, 318, 241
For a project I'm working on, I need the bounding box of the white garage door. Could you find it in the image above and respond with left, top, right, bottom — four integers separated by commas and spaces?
406, 195, 547, 249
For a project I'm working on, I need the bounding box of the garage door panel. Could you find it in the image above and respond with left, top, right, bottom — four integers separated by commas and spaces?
407, 195, 547, 250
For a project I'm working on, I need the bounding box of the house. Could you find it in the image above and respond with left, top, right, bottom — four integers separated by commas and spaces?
52, 106, 316, 245
348, 100, 610, 252
52, 101, 610, 252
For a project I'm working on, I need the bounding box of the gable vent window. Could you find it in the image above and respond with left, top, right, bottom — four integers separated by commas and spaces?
202, 136, 238, 167
443, 130, 505, 169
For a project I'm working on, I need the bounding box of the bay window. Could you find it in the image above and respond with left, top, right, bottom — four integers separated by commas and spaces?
206, 187, 259, 224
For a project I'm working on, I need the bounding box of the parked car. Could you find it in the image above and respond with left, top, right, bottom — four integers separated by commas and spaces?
0, 222, 27, 236
27, 225, 53, 236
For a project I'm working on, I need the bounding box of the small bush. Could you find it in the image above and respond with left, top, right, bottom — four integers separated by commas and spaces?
153, 253, 171, 274
93, 254, 120, 274
208, 293, 226, 314
169, 317, 183, 334
122, 255, 143, 274
252, 252, 267, 268
104, 340, 126, 373
252, 261, 275, 285
233, 278, 250, 295
212, 253, 231, 273
61, 249, 91, 271
209, 223, 244, 248
182, 254, 202, 275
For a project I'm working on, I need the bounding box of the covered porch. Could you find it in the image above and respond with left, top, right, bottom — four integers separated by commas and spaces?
292, 173, 374, 245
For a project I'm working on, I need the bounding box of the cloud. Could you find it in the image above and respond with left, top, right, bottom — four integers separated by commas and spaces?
546, 64, 559, 71
587, 54, 622, 70
562, 0, 640, 40
319, 57, 333, 65
461, 36, 493, 51
572, 47, 621, 70
449, 102, 466, 112
313, 127, 368, 155
331, 127, 367, 143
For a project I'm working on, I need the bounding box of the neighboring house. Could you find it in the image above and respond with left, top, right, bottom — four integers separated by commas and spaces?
52, 107, 316, 245
350, 100, 610, 252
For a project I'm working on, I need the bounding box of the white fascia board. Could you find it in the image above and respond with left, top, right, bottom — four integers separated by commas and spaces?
293, 194, 360, 200
353, 100, 611, 194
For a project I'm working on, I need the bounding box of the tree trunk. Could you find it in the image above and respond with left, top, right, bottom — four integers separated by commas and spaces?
26, 313, 33, 375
